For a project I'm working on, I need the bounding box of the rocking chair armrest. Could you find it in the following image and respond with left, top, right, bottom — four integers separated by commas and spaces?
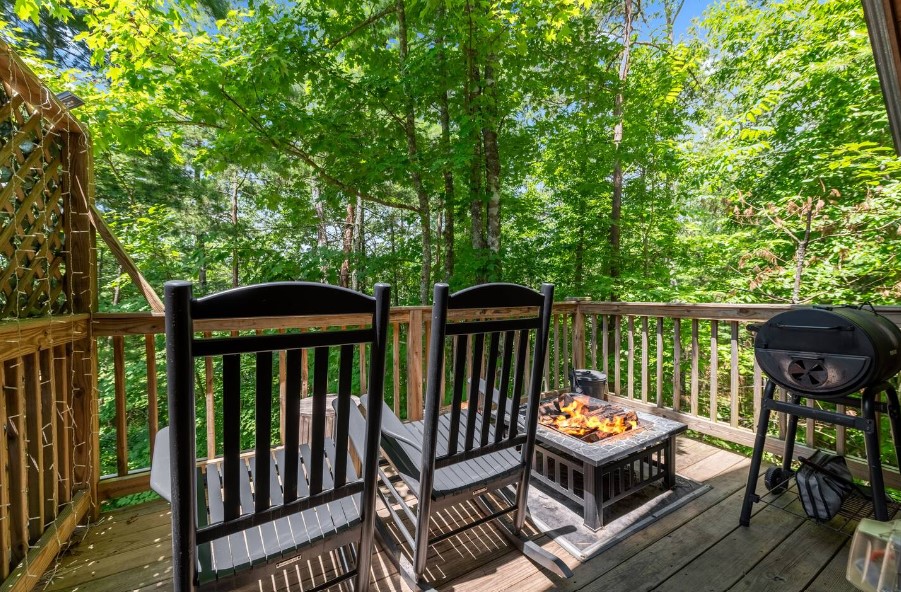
149, 426, 172, 503
381, 426, 423, 452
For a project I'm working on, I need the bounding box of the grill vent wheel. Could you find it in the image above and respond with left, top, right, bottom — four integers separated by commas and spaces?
787, 358, 828, 387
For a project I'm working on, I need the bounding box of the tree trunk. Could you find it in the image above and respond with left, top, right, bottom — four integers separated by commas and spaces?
465, 0, 487, 281
313, 177, 328, 283
609, 0, 634, 296
437, 1, 455, 283
113, 264, 123, 306
792, 202, 815, 304
483, 55, 502, 280
231, 175, 239, 288
340, 203, 353, 288
353, 193, 364, 291
397, 0, 432, 304
197, 233, 207, 291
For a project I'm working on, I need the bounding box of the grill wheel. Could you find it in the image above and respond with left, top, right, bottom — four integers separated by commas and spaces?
787, 358, 828, 388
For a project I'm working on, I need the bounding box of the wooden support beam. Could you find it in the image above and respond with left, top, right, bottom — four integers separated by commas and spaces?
0, 39, 86, 134
87, 205, 164, 313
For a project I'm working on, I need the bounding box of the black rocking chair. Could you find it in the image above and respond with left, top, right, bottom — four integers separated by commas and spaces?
352, 282, 573, 591
150, 281, 390, 592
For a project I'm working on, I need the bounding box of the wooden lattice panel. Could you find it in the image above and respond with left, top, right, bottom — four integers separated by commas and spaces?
0, 81, 68, 318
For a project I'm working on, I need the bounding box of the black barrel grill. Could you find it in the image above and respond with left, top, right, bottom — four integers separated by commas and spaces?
740, 305, 901, 526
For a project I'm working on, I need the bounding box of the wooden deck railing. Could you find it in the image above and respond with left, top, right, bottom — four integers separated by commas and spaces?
0, 315, 94, 590
88, 301, 901, 501
2, 300, 901, 591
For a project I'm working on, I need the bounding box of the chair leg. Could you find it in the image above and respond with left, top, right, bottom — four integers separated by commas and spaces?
372, 514, 437, 592
473, 494, 573, 579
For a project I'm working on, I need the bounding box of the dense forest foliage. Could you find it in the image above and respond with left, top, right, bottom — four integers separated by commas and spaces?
2, 0, 899, 310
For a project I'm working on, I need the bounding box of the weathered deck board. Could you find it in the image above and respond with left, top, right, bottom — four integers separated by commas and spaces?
37, 437, 858, 592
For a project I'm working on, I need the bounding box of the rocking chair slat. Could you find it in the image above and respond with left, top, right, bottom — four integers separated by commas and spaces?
254, 352, 272, 513
447, 335, 468, 455
236, 456, 270, 564
283, 349, 302, 504
508, 329, 530, 439
310, 347, 329, 496
494, 331, 516, 444
464, 333, 484, 451
334, 344, 354, 488
480, 332, 501, 447
222, 354, 241, 522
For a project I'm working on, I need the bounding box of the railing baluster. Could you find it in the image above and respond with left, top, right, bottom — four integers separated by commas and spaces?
54, 344, 72, 505
753, 358, 762, 428
627, 316, 635, 400
562, 314, 569, 387
112, 336, 128, 477
731, 321, 740, 428
393, 322, 401, 416
641, 317, 649, 404
656, 317, 663, 407
6, 358, 28, 567
590, 314, 598, 370
39, 349, 58, 522
673, 319, 681, 412
204, 332, 216, 459
601, 315, 609, 378
614, 316, 621, 397
278, 334, 287, 445
691, 320, 699, 416
836, 403, 846, 455
553, 314, 560, 391
0, 362, 11, 579
407, 309, 424, 420
710, 320, 719, 422
145, 335, 159, 455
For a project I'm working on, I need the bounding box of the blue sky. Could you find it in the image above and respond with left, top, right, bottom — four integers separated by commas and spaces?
673, 0, 713, 38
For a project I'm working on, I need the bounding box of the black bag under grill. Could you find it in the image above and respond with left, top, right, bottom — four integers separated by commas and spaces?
796, 450, 854, 521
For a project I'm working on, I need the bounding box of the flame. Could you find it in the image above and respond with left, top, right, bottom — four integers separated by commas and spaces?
550, 398, 638, 438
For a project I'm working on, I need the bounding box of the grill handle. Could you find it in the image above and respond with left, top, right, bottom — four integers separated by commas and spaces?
774, 323, 855, 331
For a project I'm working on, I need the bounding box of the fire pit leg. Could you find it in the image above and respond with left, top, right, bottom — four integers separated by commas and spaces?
664, 436, 677, 489
862, 389, 889, 521
583, 464, 604, 530
740, 380, 776, 526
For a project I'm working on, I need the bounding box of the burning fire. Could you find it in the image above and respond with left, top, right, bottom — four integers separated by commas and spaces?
548, 398, 638, 438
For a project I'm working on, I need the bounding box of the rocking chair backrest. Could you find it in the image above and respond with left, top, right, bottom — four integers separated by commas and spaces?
419, 282, 554, 484
165, 281, 389, 590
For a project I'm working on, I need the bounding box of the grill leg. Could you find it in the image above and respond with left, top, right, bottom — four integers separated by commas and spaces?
884, 385, 901, 473
862, 389, 889, 521
781, 394, 801, 473
741, 380, 776, 526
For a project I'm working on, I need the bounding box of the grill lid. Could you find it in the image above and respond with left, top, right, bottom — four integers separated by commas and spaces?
753, 306, 901, 398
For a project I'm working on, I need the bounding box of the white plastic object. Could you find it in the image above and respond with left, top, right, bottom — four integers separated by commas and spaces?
848, 518, 901, 591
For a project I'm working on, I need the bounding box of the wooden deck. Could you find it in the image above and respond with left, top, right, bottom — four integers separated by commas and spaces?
37, 436, 857, 592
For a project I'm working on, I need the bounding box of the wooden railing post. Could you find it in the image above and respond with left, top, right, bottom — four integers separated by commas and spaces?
407, 308, 424, 420
572, 302, 585, 370
65, 131, 99, 519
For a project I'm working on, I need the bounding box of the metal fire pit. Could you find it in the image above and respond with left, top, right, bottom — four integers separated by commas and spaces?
526, 395, 686, 530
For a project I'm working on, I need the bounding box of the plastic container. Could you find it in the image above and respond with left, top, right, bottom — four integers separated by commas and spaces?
570, 369, 607, 399
847, 518, 901, 591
